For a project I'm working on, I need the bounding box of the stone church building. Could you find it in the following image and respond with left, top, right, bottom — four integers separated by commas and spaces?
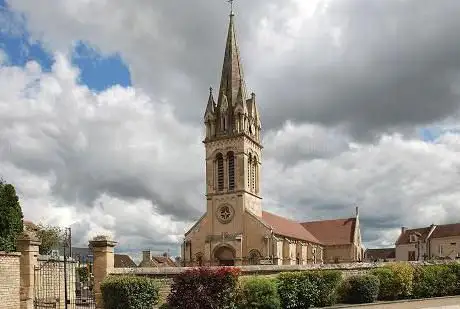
182, 11, 364, 266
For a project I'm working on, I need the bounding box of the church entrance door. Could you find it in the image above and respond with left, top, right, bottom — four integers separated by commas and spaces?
214, 245, 236, 266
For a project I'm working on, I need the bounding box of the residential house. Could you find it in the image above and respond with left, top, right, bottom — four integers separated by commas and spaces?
139, 250, 177, 267
364, 248, 396, 262
395, 223, 460, 261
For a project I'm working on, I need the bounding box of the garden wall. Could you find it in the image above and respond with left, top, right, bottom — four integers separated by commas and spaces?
111, 261, 450, 302
0, 251, 21, 309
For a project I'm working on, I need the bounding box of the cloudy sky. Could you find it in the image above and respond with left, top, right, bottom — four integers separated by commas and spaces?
2, 0, 460, 260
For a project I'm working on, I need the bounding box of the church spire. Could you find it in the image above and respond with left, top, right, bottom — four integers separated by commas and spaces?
217, 10, 246, 109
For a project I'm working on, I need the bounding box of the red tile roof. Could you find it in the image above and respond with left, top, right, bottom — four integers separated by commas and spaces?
114, 254, 137, 268
396, 223, 460, 245
301, 218, 356, 246
261, 211, 321, 244
152, 256, 177, 267
430, 223, 460, 239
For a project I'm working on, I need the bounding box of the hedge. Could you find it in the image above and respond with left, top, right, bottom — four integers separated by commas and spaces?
166, 267, 240, 309
100, 276, 160, 309
341, 275, 380, 304
277, 270, 342, 308
238, 277, 281, 309
412, 265, 457, 298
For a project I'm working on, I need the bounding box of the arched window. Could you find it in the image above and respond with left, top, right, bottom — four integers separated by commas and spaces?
248, 249, 262, 265
228, 152, 235, 191
216, 153, 224, 191
247, 154, 252, 189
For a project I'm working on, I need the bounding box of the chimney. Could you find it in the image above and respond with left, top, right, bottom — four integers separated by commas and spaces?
401, 227, 407, 234
355, 206, 359, 217
142, 250, 152, 262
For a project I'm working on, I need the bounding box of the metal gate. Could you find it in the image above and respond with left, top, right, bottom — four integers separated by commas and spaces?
33, 227, 95, 309
34, 256, 95, 309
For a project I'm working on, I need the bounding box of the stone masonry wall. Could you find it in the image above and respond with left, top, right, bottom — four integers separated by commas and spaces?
0, 252, 21, 309
111, 260, 459, 305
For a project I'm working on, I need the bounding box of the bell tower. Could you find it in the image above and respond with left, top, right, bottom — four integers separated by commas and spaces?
203, 10, 263, 230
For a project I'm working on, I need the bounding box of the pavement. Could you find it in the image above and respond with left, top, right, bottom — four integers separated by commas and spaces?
333, 296, 460, 309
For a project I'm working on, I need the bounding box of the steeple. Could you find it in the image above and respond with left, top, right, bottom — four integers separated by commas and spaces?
203, 7, 261, 143
217, 12, 246, 111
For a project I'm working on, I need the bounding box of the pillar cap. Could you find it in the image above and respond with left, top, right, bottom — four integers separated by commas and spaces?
89, 235, 117, 248
16, 231, 41, 245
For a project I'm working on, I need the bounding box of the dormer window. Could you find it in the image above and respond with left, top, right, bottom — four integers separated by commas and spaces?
409, 234, 417, 243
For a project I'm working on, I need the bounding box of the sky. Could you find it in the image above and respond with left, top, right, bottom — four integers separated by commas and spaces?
2, 0, 460, 261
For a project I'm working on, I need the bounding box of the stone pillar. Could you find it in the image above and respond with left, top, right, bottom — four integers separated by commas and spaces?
89, 236, 117, 309
16, 231, 41, 309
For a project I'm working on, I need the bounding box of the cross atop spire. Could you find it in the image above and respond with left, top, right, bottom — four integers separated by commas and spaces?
227, 0, 234, 16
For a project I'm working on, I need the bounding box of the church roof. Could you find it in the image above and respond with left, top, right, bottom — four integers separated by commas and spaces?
301, 218, 357, 246
262, 211, 321, 244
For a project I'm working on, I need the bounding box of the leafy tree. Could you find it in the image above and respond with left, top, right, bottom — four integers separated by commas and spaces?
33, 224, 65, 255
0, 179, 24, 252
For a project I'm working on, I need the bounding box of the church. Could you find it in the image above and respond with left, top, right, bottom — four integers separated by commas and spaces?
182, 10, 364, 266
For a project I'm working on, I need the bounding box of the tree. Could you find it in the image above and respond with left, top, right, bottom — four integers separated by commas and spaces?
33, 224, 65, 255
0, 180, 24, 252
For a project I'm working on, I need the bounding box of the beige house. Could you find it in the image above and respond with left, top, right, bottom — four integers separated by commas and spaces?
395, 223, 460, 261
182, 11, 363, 267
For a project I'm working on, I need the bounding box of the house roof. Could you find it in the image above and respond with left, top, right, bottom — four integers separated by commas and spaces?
396, 223, 460, 245
261, 211, 321, 244
365, 248, 395, 260
301, 218, 356, 246
430, 223, 460, 239
152, 256, 177, 267
395, 227, 431, 245
114, 254, 136, 268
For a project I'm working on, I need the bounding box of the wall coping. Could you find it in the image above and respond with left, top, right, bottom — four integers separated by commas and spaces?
0, 251, 21, 257
110, 260, 460, 276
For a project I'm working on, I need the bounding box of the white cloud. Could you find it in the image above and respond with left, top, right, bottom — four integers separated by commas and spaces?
3, 1, 460, 255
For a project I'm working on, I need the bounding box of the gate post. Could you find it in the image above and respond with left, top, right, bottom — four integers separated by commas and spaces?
16, 231, 41, 309
89, 236, 117, 309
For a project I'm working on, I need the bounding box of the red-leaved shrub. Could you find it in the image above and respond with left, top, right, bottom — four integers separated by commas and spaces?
166, 267, 240, 309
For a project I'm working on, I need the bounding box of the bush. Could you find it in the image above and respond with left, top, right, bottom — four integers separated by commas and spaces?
238, 277, 280, 309
277, 271, 342, 308
448, 263, 460, 295
305, 270, 342, 307
277, 272, 319, 309
412, 265, 457, 298
342, 275, 380, 304
100, 276, 160, 309
386, 262, 414, 299
370, 267, 398, 300
167, 267, 240, 309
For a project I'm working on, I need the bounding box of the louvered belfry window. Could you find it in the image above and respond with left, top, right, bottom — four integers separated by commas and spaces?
228, 152, 235, 191
217, 154, 224, 191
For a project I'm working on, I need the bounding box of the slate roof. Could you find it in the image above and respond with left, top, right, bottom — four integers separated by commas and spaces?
301, 218, 357, 246
261, 211, 321, 244
365, 248, 396, 260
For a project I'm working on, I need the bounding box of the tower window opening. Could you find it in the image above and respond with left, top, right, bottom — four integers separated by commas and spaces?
247, 155, 252, 189
228, 152, 235, 191
251, 159, 256, 191
217, 154, 224, 191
